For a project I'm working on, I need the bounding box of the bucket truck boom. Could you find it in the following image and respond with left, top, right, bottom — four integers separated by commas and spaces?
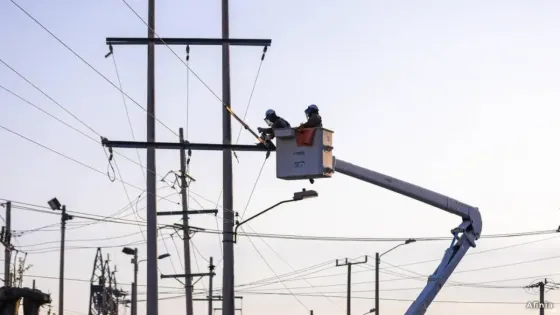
274, 127, 483, 315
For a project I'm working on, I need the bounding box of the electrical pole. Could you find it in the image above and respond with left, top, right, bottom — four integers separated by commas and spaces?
336, 256, 368, 315
539, 281, 545, 315
375, 252, 379, 315
221, 0, 235, 313
132, 248, 138, 315
3, 201, 11, 287
146, 0, 159, 314
208, 257, 214, 315
59, 205, 73, 315
180, 128, 195, 315
101, 12, 269, 315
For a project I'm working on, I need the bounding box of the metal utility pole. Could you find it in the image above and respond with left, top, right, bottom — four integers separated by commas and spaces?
132, 249, 138, 315
221, 0, 235, 314
336, 256, 368, 315
59, 205, 73, 315
3, 201, 11, 287
375, 239, 416, 315
375, 252, 379, 315
540, 281, 545, 315
146, 0, 159, 314
208, 257, 215, 315
179, 128, 195, 315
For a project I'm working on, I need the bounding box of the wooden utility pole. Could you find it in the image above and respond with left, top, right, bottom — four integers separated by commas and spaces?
336, 257, 368, 315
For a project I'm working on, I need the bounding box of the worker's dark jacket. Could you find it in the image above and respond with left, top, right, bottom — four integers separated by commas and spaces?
261, 117, 291, 135
301, 113, 322, 128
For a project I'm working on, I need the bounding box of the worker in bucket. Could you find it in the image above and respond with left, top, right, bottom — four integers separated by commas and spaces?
298, 104, 322, 129
257, 109, 291, 149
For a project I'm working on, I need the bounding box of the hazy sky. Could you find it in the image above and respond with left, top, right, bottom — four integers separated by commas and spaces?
1, 0, 560, 314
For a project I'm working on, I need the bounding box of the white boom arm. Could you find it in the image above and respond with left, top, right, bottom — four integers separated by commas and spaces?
332, 157, 482, 315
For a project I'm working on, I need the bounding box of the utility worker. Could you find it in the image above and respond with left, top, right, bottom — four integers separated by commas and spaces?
257, 109, 291, 148
298, 104, 322, 129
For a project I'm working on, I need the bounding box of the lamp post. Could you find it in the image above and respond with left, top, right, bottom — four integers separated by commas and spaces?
48, 197, 73, 315
233, 189, 318, 243
375, 238, 416, 315
122, 247, 170, 315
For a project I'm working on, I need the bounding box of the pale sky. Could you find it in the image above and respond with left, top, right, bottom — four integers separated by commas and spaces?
1, 0, 560, 314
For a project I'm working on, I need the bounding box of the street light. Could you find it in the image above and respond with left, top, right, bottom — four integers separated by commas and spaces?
233, 189, 318, 243
122, 247, 170, 315
375, 238, 416, 315
48, 197, 73, 315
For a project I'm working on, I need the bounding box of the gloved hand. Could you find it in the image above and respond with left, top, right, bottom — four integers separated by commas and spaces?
257, 127, 264, 133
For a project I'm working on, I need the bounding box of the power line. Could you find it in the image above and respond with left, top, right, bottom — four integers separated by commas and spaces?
0, 125, 181, 208
244, 224, 341, 308
137, 290, 542, 305
20, 274, 183, 290
0, 59, 100, 137
239, 225, 310, 311
0, 68, 181, 209
238, 158, 268, 220
217, 237, 560, 289
194, 228, 559, 243
110, 52, 146, 183
15, 230, 145, 248
8, 0, 178, 137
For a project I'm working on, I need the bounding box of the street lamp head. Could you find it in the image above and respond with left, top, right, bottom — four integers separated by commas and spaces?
122, 247, 136, 256
47, 198, 61, 211
293, 189, 318, 201
157, 253, 171, 260
405, 238, 416, 245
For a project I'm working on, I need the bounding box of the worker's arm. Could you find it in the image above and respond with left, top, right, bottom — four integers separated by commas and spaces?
300, 114, 322, 128
257, 127, 273, 134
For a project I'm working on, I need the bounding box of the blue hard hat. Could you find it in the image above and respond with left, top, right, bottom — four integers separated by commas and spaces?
305, 104, 319, 114
265, 109, 275, 117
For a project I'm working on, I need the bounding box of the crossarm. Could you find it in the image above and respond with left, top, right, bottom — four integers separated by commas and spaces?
332, 157, 482, 238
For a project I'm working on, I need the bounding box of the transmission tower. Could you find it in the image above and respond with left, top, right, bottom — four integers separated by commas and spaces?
88, 248, 127, 315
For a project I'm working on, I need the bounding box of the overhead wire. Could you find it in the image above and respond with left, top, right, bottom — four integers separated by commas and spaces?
137, 289, 547, 305
190, 238, 207, 293
15, 230, 146, 248
8, 0, 179, 137
215, 291, 546, 305
0, 70, 180, 209
238, 226, 310, 311
194, 227, 559, 243
214, 234, 560, 289
0, 125, 183, 212
242, 224, 341, 308
110, 52, 146, 183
